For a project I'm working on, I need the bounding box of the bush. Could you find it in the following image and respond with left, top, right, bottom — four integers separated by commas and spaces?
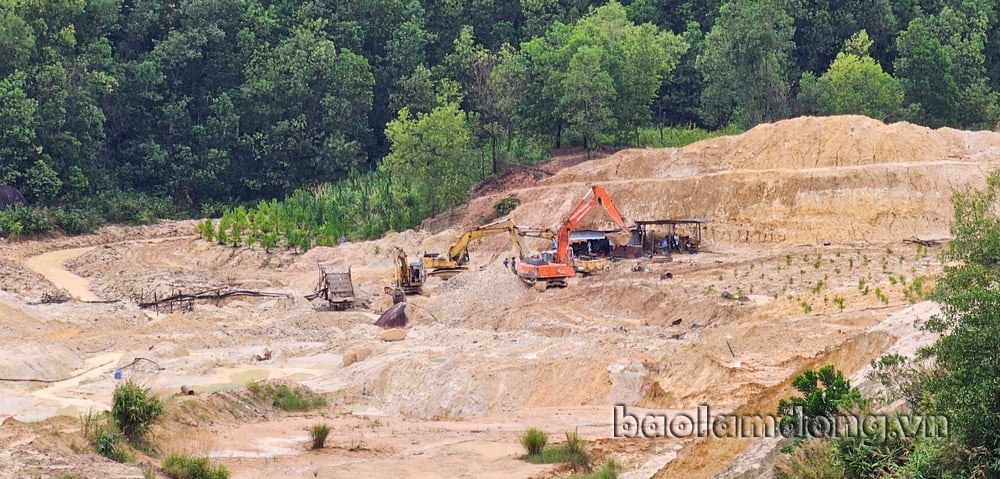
0, 205, 53, 236
93, 427, 130, 463
162, 453, 230, 479
523, 430, 591, 471
493, 196, 520, 217
111, 381, 164, 442
310, 423, 330, 450
81, 410, 131, 462
562, 431, 591, 470
773, 440, 844, 479
572, 460, 619, 479
520, 428, 548, 456
248, 381, 326, 412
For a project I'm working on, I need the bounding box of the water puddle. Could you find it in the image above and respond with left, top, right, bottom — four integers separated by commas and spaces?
24, 246, 99, 301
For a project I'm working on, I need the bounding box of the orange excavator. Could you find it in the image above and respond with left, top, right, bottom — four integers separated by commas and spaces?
516, 185, 627, 290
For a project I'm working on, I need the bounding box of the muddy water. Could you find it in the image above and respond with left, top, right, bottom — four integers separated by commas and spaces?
24, 246, 100, 301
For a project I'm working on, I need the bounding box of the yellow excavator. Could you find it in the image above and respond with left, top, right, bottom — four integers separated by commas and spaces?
389, 247, 426, 296
422, 218, 530, 279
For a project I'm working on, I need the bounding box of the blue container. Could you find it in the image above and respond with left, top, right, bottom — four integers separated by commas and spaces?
113, 369, 122, 380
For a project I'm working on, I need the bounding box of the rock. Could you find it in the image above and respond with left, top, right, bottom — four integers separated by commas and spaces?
354, 347, 373, 361
343, 347, 374, 367
342, 350, 358, 367
380, 328, 407, 341
150, 341, 189, 359
375, 303, 408, 329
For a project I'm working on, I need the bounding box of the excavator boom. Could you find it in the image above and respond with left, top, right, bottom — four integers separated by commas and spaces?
516, 185, 627, 288
423, 217, 532, 276
553, 186, 627, 264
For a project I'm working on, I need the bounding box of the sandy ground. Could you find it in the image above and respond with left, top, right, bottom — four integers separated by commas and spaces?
0, 115, 995, 478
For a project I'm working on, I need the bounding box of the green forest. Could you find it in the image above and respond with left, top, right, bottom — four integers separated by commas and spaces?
2, 0, 1000, 240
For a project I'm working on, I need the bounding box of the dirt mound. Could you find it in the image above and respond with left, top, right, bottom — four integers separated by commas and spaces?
0, 342, 80, 380
426, 264, 529, 325
451, 116, 1000, 245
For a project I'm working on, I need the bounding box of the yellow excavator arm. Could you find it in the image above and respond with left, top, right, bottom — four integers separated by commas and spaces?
423, 218, 533, 274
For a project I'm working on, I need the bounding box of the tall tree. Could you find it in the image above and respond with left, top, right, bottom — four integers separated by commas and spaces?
786, 0, 897, 77
925, 5, 998, 129
798, 30, 902, 121
696, 0, 795, 128
559, 45, 614, 156
0, 74, 38, 186
240, 20, 374, 199
924, 172, 1000, 474
623, 0, 723, 34
573, 2, 687, 144
380, 100, 476, 216
893, 16, 960, 128
510, 1, 686, 147
656, 22, 706, 127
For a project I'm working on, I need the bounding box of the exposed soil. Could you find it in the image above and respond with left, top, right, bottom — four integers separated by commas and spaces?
0, 115, 994, 478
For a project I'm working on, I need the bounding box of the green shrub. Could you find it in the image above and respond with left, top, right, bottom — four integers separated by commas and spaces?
162, 453, 230, 479
494, 196, 520, 217
52, 207, 103, 234
0, 205, 53, 235
93, 426, 130, 463
523, 431, 590, 470
572, 460, 619, 479
834, 296, 846, 311
520, 428, 548, 456
310, 423, 330, 450
563, 431, 590, 470
773, 440, 844, 479
111, 381, 163, 442
248, 382, 326, 412
81, 409, 132, 462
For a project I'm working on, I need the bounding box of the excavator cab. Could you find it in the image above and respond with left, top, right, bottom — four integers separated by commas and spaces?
516, 185, 628, 289
389, 248, 426, 295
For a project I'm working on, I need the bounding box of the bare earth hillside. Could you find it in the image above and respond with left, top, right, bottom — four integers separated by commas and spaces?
0, 115, 997, 478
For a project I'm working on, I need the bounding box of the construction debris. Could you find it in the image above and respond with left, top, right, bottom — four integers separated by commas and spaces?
253, 348, 272, 361
135, 288, 288, 310
904, 236, 946, 247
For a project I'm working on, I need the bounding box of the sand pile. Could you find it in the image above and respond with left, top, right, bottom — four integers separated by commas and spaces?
427, 265, 529, 323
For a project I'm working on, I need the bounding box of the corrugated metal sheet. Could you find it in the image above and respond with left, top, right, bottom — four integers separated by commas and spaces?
569, 230, 609, 242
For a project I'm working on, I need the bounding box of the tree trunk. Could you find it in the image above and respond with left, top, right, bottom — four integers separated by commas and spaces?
491, 136, 498, 175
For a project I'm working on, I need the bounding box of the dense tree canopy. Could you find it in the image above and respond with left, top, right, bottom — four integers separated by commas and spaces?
696, 0, 795, 128
0, 0, 998, 234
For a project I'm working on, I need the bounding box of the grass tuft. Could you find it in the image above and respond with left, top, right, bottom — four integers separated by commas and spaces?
520, 428, 548, 456
162, 453, 230, 479
310, 423, 330, 450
